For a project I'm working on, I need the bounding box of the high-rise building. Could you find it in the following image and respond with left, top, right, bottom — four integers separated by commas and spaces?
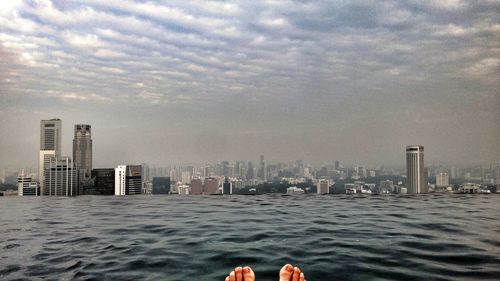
88, 168, 115, 195
40, 119, 62, 156
406, 145, 428, 193
39, 118, 62, 195
203, 177, 219, 194
317, 179, 330, 194
115, 165, 142, 195
39, 150, 56, 195
222, 177, 232, 195
73, 124, 92, 194
152, 177, 170, 194
44, 156, 78, 196
436, 172, 450, 187
18, 170, 39, 196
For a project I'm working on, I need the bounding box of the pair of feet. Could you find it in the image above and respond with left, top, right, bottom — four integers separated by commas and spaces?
225, 264, 306, 281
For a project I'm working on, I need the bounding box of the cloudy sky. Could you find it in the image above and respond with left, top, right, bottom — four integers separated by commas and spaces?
0, 0, 499, 169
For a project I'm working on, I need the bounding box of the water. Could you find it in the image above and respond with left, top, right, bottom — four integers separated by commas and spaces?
0, 194, 499, 281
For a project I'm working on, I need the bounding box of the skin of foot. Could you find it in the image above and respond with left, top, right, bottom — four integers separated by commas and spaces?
279, 264, 306, 281
225, 266, 255, 281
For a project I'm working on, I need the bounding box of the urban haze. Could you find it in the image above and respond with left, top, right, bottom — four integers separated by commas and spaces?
0, 1, 499, 169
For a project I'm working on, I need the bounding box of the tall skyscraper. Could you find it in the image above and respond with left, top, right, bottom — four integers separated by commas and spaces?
44, 156, 78, 196
115, 165, 142, 195
406, 145, 428, 193
317, 179, 330, 194
73, 124, 92, 193
40, 119, 62, 156
39, 118, 62, 195
246, 161, 254, 179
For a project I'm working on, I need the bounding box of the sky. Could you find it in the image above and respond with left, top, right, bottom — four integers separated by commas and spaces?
0, 0, 499, 169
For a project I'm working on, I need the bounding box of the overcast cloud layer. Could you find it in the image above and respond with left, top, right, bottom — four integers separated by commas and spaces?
0, 0, 499, 168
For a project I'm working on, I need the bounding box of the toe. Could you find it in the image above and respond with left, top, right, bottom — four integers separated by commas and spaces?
242, 266, 255, 281
292, 267, 301, 281
299, 272, 305, 281
229, 270, 236, 281
225, 276, 229, 281
235, 267, 243, 281
279, 264, 294, 281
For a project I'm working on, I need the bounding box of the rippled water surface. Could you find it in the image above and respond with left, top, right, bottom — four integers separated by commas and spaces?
0, 194, 499, 280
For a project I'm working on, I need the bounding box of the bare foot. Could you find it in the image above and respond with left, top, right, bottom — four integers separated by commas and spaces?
225, 266, 255, 281
279, 264, 306, 281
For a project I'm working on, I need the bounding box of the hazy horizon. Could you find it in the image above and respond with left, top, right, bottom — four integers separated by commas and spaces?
1, 1, 499, 169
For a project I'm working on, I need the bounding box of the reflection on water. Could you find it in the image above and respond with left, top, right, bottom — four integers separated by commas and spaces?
0, 194, 499, 280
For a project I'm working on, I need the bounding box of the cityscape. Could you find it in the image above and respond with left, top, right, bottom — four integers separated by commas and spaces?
1, 118, 497, 197
0, 1, 499, 280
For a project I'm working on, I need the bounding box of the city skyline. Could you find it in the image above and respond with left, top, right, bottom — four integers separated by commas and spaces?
1, 1, 499, 168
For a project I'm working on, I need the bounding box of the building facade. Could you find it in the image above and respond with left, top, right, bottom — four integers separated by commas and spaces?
88, 168, 115, 195
38, 150, 55, 195
436, 172, 450, 187
222, 177, 232, 195
203, 177, 219, 194
18, 170, 40, 196
44, 156, 78, 196
115, 165, 142, 195
190, 178, 203, 195
406, 145, 428, 193
152, 177, 170, 194
317, 179, 330, 194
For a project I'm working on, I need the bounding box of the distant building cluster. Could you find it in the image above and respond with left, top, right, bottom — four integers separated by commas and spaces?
1, 119, 497, 197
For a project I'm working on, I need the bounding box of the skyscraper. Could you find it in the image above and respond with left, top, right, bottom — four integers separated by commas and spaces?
44, 156, 78, 196
260, 155, 267, 181
115, 165, 142, 195
89, 168, 115, 195
406, 145, 428, 193
39, 118, 61, 195
73, 124, 92, 193
436, 172, 450, 187
40, 119, 62, 156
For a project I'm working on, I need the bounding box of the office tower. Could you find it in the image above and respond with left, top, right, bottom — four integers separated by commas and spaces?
39, 118, 62, 195
436, 172, 450, 187
190, 178, 203, 195
44, 156, 78, 196
88, 169, 115, 195
334, 160, 340, 170
317, 179, 330, 194
18, 170, 39, 196
222, 177, 232, 195
40, 119, 62, 156
115, 165, 142, 195
73, 124, 92, 193
203, 177, 219, 194
152, 177, 170, 194
406, 145, 428, 193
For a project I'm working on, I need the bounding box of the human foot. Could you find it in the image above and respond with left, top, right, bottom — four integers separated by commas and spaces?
225, 266, 255, 281
279, 264, 305, 281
